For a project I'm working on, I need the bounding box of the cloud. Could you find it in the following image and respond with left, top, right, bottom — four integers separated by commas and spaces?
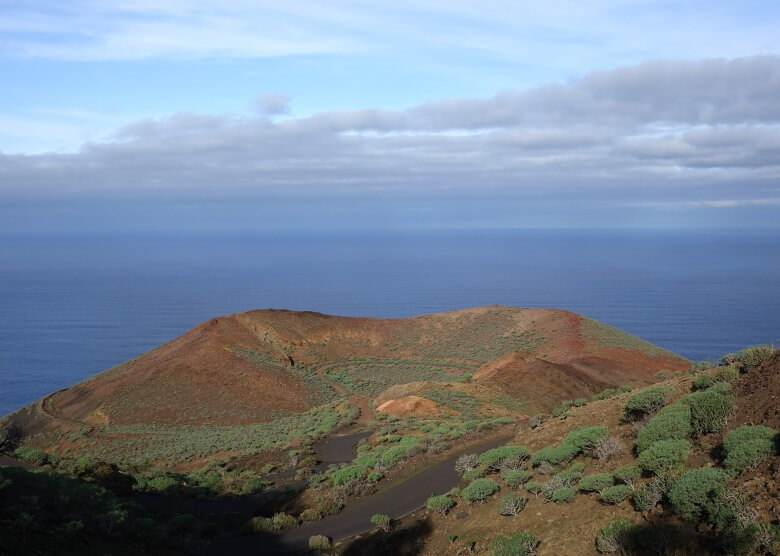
1, 57, 779, 216
254, 94, 291, 116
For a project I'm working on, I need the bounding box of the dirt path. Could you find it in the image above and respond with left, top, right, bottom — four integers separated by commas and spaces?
208, 434, 513, 555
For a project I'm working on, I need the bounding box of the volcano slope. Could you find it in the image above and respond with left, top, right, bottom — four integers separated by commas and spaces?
7, 306, 689, 469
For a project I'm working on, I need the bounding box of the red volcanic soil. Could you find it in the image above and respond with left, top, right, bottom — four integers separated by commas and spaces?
9, 306, 690, 437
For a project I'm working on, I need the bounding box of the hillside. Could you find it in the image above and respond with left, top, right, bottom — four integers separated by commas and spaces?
6, 306, 688, 467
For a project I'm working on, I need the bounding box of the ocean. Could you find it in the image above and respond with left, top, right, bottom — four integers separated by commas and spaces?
1, 229, 778, 417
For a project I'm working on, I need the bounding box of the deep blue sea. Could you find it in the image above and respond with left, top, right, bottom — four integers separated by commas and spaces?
1, 229, 778, 417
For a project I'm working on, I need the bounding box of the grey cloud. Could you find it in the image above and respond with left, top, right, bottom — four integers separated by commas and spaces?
1, 57, 779, 212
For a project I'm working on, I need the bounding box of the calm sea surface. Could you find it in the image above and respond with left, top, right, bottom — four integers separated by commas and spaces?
1, 229, 778, 416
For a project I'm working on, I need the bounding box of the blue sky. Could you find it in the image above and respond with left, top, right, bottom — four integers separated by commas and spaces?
1, 1, 780, 231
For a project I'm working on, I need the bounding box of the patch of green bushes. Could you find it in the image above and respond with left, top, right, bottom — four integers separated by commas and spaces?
623, 386, 674, 421
478, 445, 530, 470
491, 532, 539, 556
461, 478, 500, 502
600, 484, 633, 504
677, 389, 734, 435
578, 473, 614, 492
502, 469, 533, 488
635, 403, 692, 453
551, 486, 577, 503
613, 465, 641, 486
722, 425, 777, 473
637, 439, 691, 475
530, 426, 608, 466
667, 467, 730, 521
426, 494, 455, 516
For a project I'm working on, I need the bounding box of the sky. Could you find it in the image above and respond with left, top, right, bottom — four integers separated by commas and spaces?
1, 0, 780, 231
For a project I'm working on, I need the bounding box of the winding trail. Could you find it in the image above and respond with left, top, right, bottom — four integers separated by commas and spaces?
208, 434, 513, 555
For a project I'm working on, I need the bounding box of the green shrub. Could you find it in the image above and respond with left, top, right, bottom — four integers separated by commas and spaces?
248, 516, 275, 534
667, 467, 730, 521
677, 389, 734, 435
635, 403, 692, 453
316, 495, 343, 517
463, 463, 489, 481
308, 535, 331, 552
737, 344, 774, 369
491, 532, 539, 556
240, 478, 267, 494
637, 439, 691, 475
722, 425, 777, 473
273, 512, 298, 531
370, 513, 391, 532
426, 494, 455, 516
145, 475, 180, 493
551, 487, 576, 503
632, 479, 664, 512
525, 481, 544, 498
600, 484, 634, 504
462, 478, 500, 502
578, 473, 614, 492
564, 426, 609, 452
693, 374, 714, 390
572, 398, 588, 407
13, 446, 49, 465
530, 443, 579, 466
498, 492, 528, 516
366, 471, 384, 483
593, 388, 618, 401
478, 445, 530, 470
624, 386, 675, 420
552, 400, 573, 417
613, 465, 641, 486
556, 469, 583, 482
568, 462, 586, 473
329, 464, 364, 486
529, 414, 546, 428
595, 519, 635, 554
503, 469, 533, 488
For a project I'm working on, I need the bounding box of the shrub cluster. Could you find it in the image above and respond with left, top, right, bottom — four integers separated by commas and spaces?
637, 439, 691, 475
596, 520, 681, 555
426, 494, 455, 516
478, 445, 530, 471
578, 473, 614, 492
599, 484, 634, 504
461, 478, 500, 503
530, 426, 608, 466
722, 425, 777, 473
677, 389, 734, 436
623, 386, 674, 421
613, 465, 641, 486
667, 467, 730, 521
551, 487, 577, 503
635, 403, 692, 453
491, 532, 539, 556
503, 469, 533, 488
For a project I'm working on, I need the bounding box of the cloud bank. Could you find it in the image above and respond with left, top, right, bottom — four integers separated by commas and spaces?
1, 56, 779, 229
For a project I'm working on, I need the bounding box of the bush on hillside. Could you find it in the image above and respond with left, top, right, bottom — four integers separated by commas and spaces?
463, 463, 489, 481
491, 532, 539, 556
426, 494, 455, 516
677, 389, 734, 436
370, 513, 391, 532
593, 388, 619, 401
667, 467, 730, 522
530, 443, 579, 466
595, 519, 635, 553
13, 446, 49, 466
308, 535, 331, 552
572, 398, 588, 407
632, 478, 665, 512
503, 469, 533, 488
461, 478, 500, 503
551, 487, 577, 503
600, 484, 634, 504
635, 403, 692, 453
623, 386, 675, 421
564, 426, 609, 452
737, 344, 774, 370
637, 439, 691, 475
578, 473, 614, 492
722, 425, 777, 473
478, 445, 530, 471
525, 481, 544, 498
498, 492, 528, 516
613, 465, 641, 487
529, 414, 546, 429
